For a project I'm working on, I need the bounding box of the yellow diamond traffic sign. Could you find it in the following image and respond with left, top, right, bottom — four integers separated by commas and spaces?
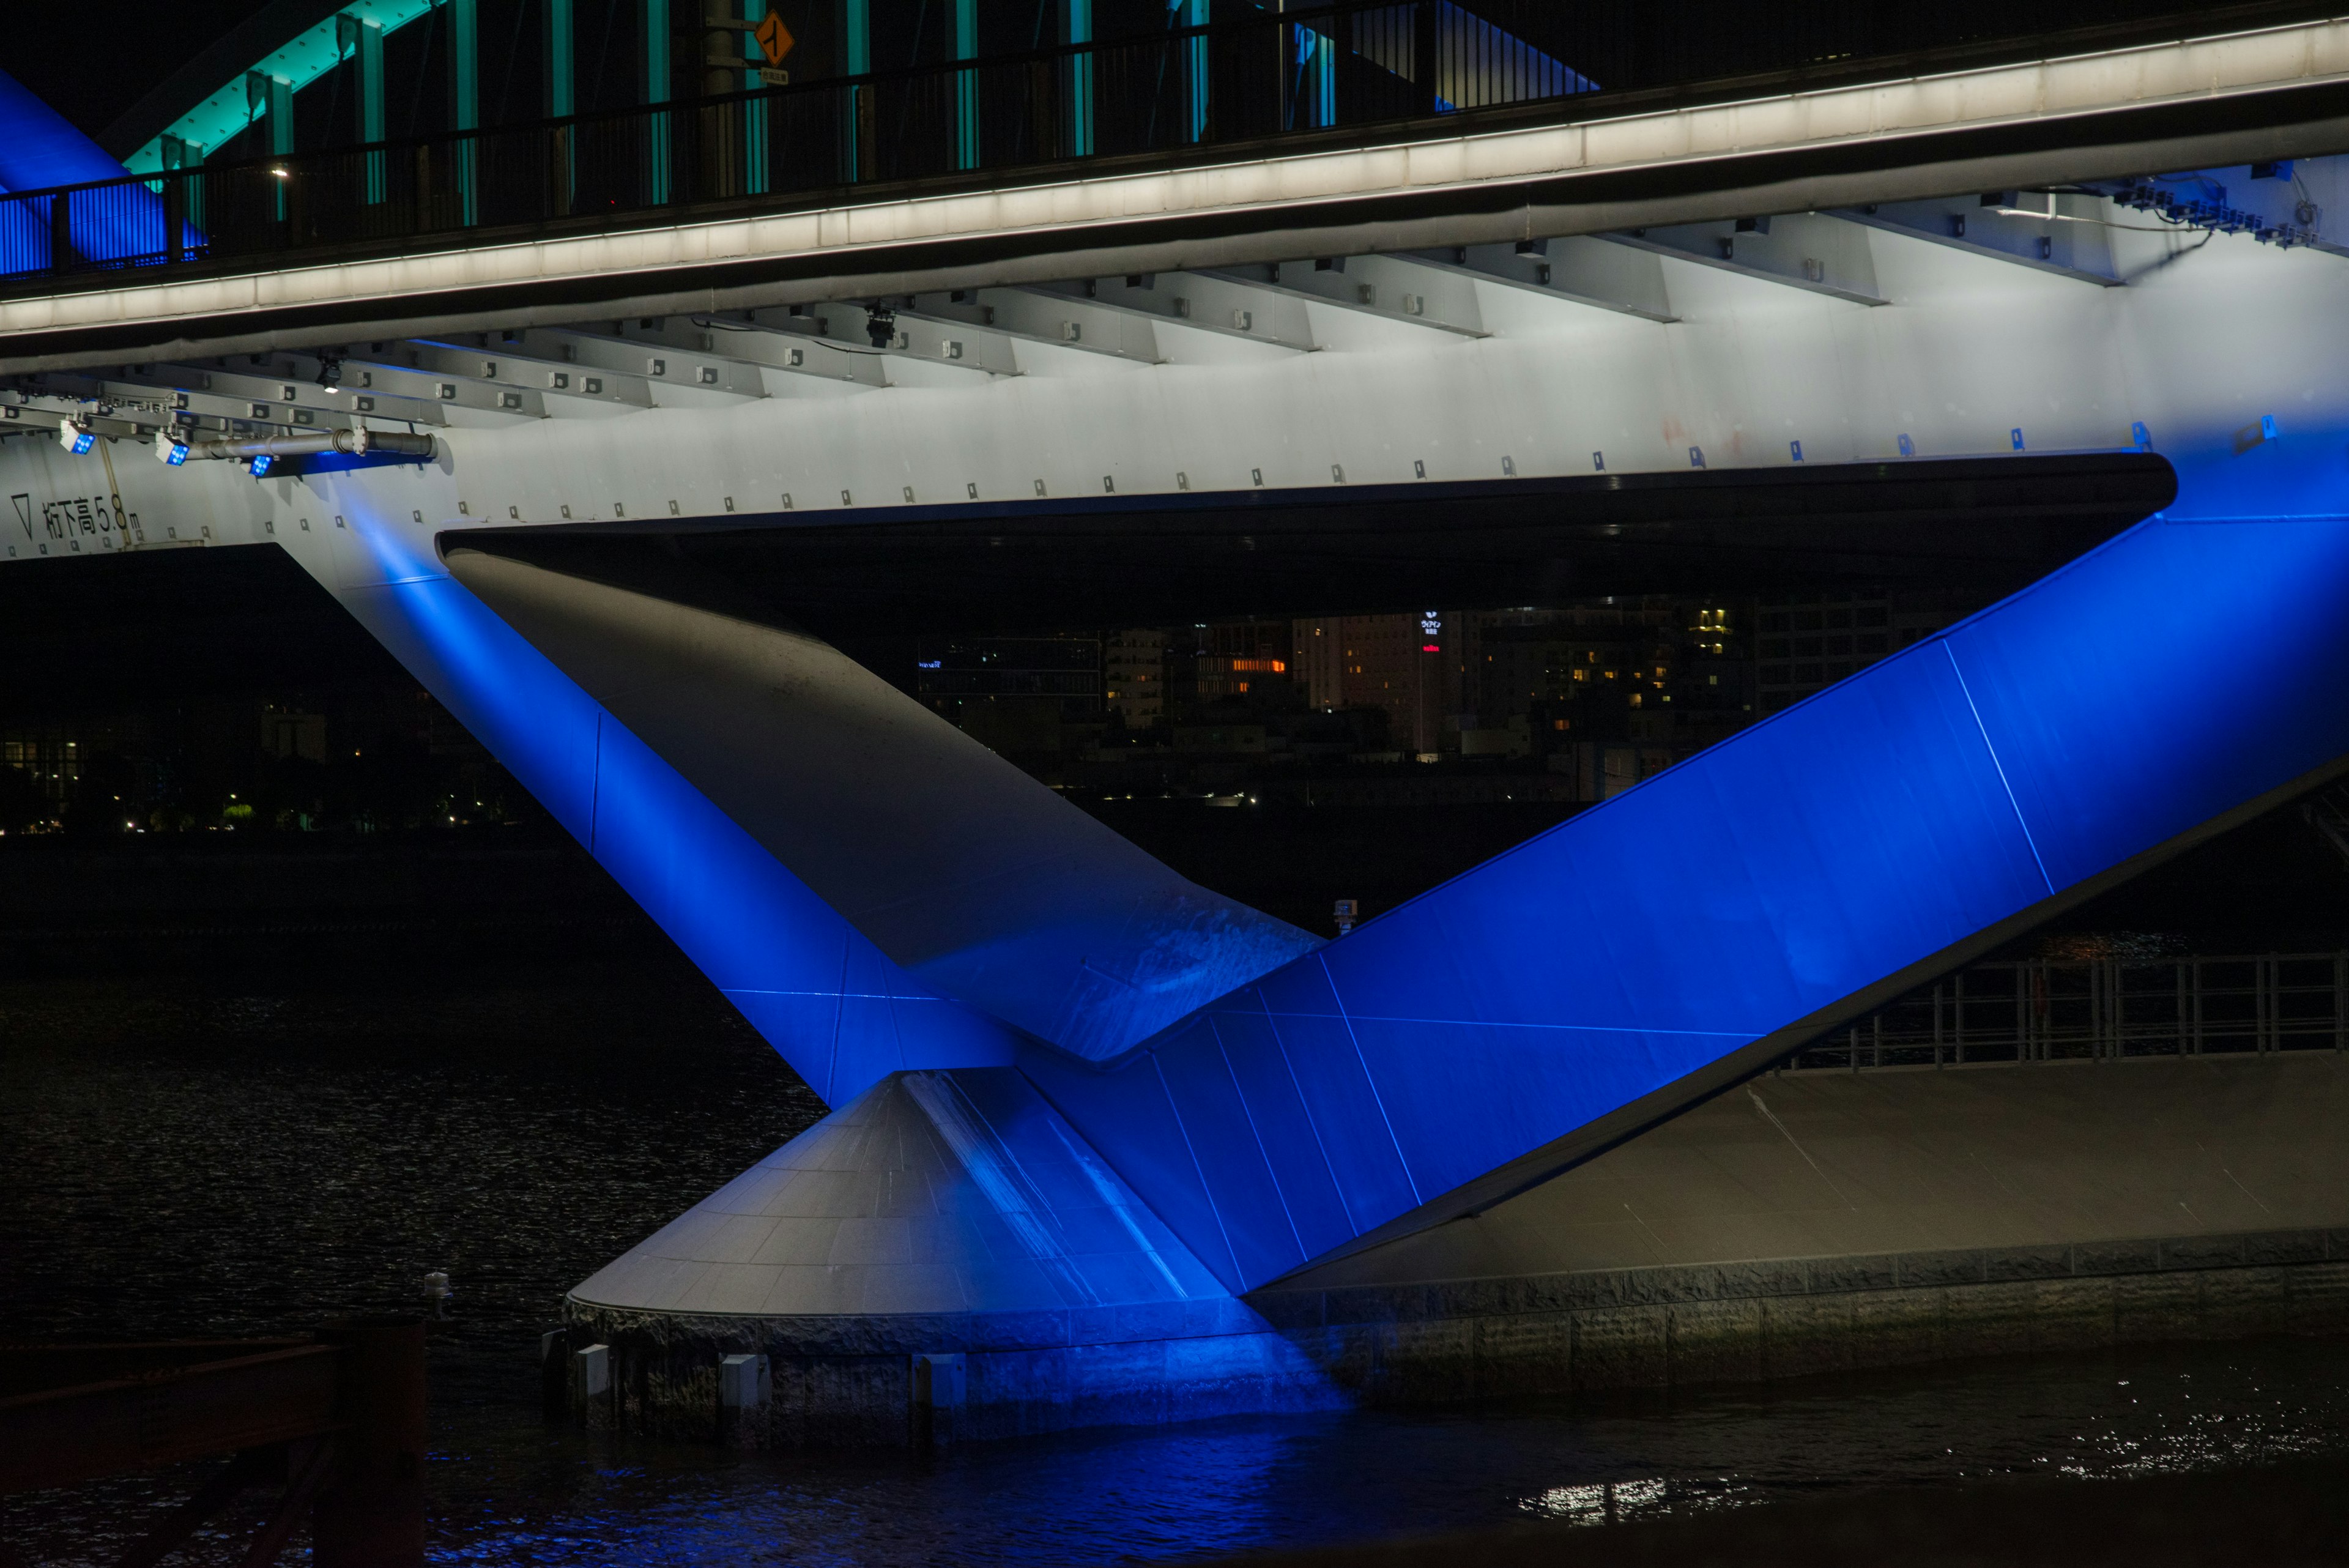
755, 10, 796, 67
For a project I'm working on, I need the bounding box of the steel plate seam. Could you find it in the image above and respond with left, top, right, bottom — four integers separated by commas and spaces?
1941, 638, 2057, 897
1209, 1017, 1308, 1261
1318, 953, 1425, 1208
1256, 990, 1361, 1237
1151, 1053, 1246, 1285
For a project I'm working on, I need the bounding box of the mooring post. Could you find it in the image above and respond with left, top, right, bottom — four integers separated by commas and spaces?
311, 1317, 426, 1568
718, 1351, 769, 1444
539, 1328, 571, 1419
910, 1352, 965, 1449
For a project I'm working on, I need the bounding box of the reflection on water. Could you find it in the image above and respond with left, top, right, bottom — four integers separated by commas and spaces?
6, 971, 2349, 1566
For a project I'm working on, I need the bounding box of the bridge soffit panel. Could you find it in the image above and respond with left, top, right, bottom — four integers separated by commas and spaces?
8, 166, 2342, 509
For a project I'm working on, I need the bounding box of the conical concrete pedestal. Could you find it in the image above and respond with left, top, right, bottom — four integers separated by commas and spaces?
563, 1068, 1338, 1446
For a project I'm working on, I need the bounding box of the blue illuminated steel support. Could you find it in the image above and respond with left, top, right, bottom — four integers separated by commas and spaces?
316, 438, 2349, 1323
836, 0, 870, 181
337, 15, 388, 205
1181, 0, 1209, 143
446, 0, 480, 225
954, 0, 979, 172
1003, 486, 2349, 1294
247, 72, 292, 219
644, 0, 672, 206
544, 0, 574, 212
1061, 0, 1093, 157
328, 527, 1026, 1107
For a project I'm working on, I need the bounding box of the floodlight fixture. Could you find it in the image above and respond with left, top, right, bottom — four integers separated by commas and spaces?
317, 357, 343, 395
249, 454, 275, 477
155, 430, 190, 466
58, 420, 94, 455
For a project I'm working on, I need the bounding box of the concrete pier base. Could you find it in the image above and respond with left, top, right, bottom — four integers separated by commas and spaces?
566, 1050, 2349, 1446
565, 1295, 1337, 1446
561, 1066, 1338, 1447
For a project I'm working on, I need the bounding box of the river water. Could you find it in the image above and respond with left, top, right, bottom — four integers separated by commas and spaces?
7, 964, 2349, 1566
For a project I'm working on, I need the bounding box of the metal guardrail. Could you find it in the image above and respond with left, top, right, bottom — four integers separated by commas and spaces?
1789, 952, 2349, 1070
0, 1320, 426, 1567
0, 0, 2311, 289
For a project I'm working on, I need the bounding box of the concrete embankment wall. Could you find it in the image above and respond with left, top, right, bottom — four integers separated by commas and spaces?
1253, 1050, 2349, 1400
561, 1052, 2349, 1446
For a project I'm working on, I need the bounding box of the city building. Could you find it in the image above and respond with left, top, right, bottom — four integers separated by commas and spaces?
1753, 592, 1970, 716
1103, 629, 1168, 730
915, 636, 1103, 756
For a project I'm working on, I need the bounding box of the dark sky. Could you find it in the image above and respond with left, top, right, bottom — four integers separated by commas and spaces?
0, 1, 280, 141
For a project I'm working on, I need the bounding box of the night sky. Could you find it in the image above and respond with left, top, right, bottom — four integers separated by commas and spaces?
0, 1, 280, 143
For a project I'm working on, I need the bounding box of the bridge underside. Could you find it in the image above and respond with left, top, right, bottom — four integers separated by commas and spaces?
11, 13, 2349, 1446
454, 456, 2169, 641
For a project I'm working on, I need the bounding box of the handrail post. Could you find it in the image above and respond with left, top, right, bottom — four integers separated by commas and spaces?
549, 125, 574, 217
1180, 0, 1211, 143
1954, 970, 1965, 1064
48, 188, 73, 271
1413, 0, 1441, 114
311, 1318, 426, 1568
163, 173, 187, 264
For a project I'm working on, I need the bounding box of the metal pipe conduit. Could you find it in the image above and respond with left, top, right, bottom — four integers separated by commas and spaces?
187, 429, 432, 461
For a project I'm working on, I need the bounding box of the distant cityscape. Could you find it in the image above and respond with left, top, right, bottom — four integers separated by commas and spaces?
917, 588, 1980, 806
0, 587, 1983, 836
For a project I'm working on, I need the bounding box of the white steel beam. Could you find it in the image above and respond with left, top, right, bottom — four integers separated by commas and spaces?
1024, 275, 1316, 353
683, 308, 1016, 385
1195, 256, 1487, 336
1606, 214, 1887, 306
1835, 195, 2122, 286
1389, 238, 1678, 322
899, 289, 1163, 365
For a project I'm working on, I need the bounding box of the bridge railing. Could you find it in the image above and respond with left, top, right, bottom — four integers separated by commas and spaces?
0, 0, 2301, 289
1788, 951, 2349, 1069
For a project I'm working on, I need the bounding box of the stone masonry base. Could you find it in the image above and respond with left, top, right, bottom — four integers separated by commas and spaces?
557, 1227, 2349, 1446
